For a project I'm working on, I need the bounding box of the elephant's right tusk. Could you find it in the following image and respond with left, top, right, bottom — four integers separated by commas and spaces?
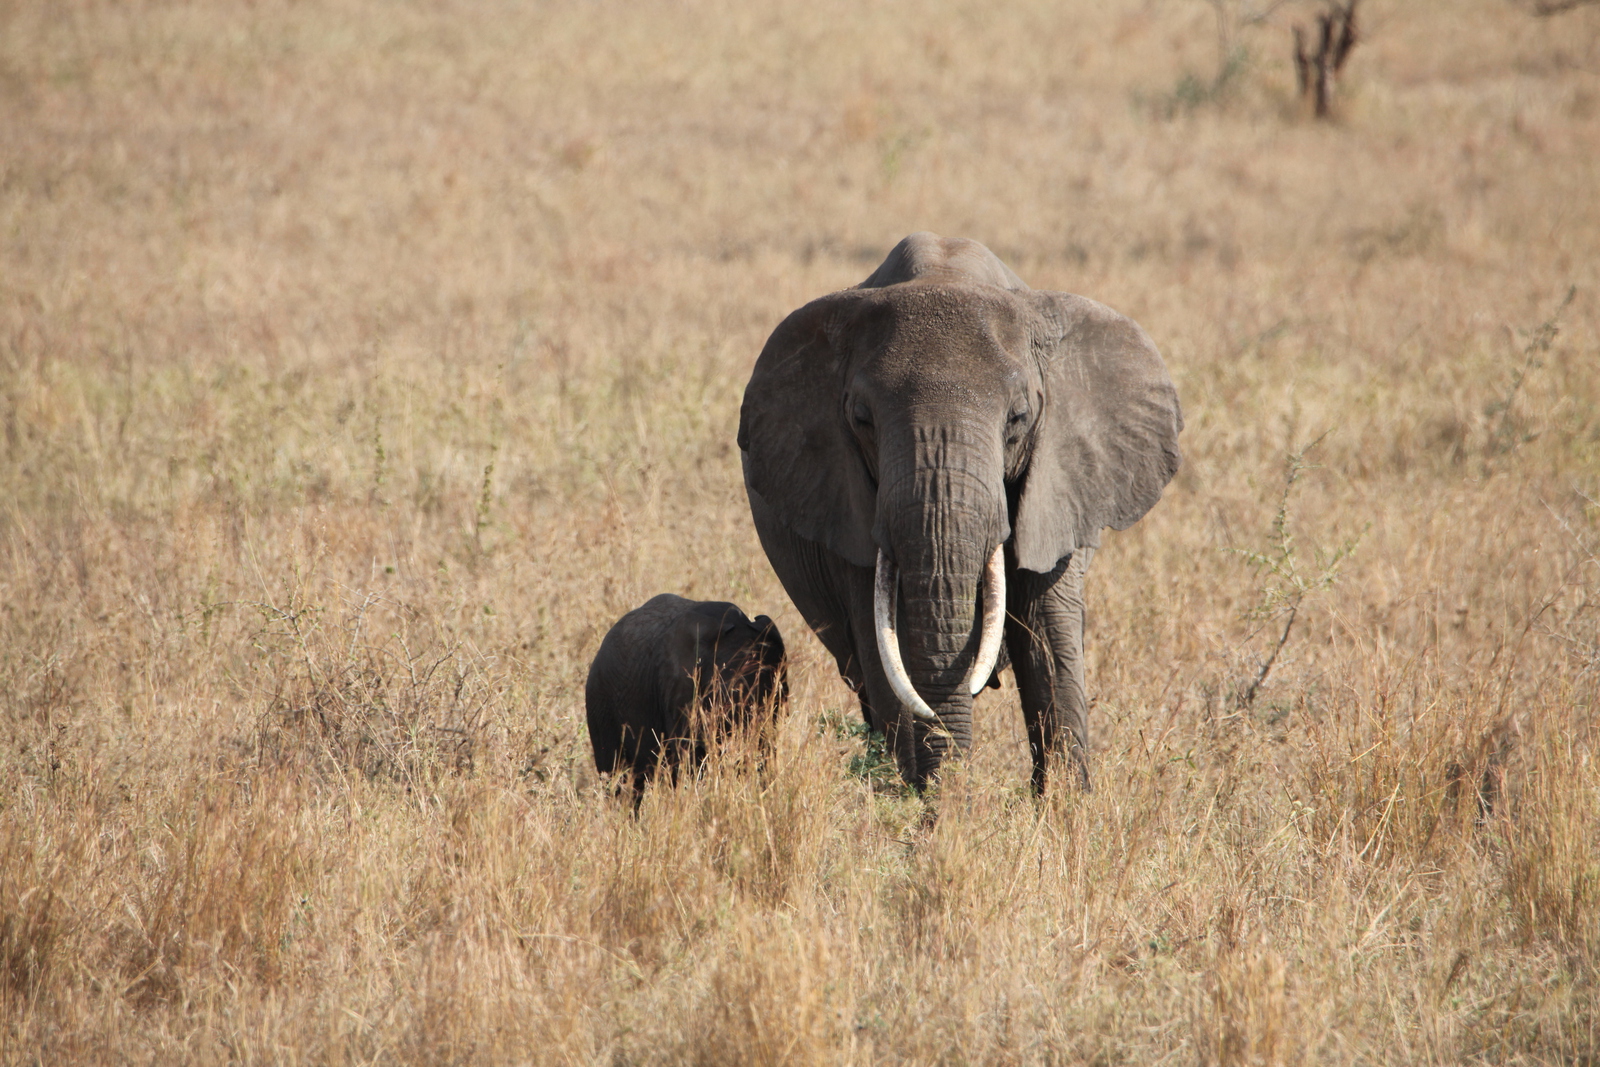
964, 544, 1006, 696
874, 551, 940, 723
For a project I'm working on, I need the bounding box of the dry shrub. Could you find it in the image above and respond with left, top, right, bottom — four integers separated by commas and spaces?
681, 912, 846, 1067
1199, 935, 1295, 1067
1292, 694, 1506, 869
590, 731, 835, 967
693, 729, 833, 908
388, 928, 608, 1067
252, 637, 489, 788
589, 797, 722, 969
0, 814, 72, 1002
109, 773, 310, 1004
1501, 720, 1600, 953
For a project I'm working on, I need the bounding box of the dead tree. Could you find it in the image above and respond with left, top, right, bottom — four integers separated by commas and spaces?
1293, 0, 1359, 119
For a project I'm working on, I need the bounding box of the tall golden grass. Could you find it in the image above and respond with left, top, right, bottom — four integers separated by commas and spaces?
2, 0, 1598, 1061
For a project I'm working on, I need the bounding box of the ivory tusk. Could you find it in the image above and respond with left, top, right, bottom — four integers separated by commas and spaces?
874, 550, 940, 722
964, 545, 1007, 696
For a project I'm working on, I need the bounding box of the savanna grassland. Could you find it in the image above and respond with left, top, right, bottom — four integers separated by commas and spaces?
3, 0, 1600, 1062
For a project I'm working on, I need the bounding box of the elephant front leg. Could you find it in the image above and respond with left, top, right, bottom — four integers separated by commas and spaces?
1004, 547, 1093, 793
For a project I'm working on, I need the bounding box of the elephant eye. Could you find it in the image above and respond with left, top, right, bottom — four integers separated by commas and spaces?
852, 399, 873, 427
1006, 403, 1031, 446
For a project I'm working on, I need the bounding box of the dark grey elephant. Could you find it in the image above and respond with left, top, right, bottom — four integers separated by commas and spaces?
585, 594, 788, 798
738, 233, 1182, 791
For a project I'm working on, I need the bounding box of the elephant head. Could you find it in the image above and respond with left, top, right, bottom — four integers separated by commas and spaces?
693, 605, 789, 727
738, 233, 1182, 786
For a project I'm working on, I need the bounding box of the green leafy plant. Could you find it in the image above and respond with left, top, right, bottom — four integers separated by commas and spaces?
816, 708, 903, 793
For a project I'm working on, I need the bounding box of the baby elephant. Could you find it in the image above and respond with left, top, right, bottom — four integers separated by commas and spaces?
585, 594, 788, 797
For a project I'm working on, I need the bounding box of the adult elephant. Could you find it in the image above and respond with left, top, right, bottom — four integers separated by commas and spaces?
738, 233, 1182, 791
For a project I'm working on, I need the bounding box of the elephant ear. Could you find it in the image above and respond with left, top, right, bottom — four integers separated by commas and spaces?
1012, 291, 1183, 573
857, 232, 1029, 292
738, 291, 880, 568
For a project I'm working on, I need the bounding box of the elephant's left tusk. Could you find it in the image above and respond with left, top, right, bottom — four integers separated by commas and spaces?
964, 545, 1006, 696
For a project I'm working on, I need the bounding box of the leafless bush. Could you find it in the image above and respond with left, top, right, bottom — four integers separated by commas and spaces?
245, 596, 491, 787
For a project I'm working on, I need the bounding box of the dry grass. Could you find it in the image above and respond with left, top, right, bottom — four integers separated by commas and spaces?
3, 0, 1599, 1062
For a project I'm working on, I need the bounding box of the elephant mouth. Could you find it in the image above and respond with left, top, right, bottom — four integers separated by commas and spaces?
873, 544, 1006, 723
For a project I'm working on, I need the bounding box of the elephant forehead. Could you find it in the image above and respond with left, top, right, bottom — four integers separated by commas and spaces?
867, 287, 1032, 378
872, 339, 1028, 406
874, 284, 1028, 335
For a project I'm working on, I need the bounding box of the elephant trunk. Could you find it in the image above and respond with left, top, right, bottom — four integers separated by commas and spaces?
878, 464, 1007, 784
875, 546, 1004, 718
